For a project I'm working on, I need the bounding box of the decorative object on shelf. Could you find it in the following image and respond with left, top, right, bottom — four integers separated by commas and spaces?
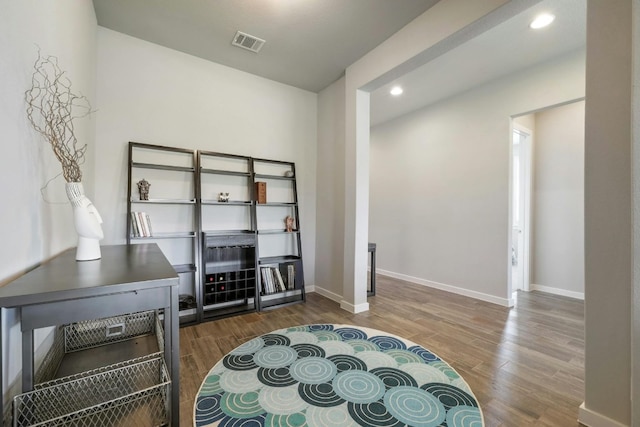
25, 49, 102, 261
255, 181, 267, 204
179, 294, 196, 310
285, 215, 295, 232
218, 192, 230, 202
194, 324, 483, 427
137, 178, 150, 200
66, 183, 104, 261
284, 170, 294, 178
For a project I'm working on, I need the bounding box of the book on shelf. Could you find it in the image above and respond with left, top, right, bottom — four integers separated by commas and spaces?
261, 265, 289, 294
260, 267, 271, 294
287, 264, 295, 290
131, 211, 153, 237
273, 268, 286, 292
145, 213, 153, 235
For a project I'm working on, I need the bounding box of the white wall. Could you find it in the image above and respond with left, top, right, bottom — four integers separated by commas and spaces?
368, 50, 585, 305
582, 0, 633, 424
513, 114, 535, 131
315, 77, 346, 299
94, 28, 318, 285
339, 0, 527, 312
531, 101, 585, 297
0, 0, 97, 407
633, 0, 640, 422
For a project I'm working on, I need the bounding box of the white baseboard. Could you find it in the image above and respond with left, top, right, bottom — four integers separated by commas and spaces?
579, 402, 628, 427
314, 286, 370, 313
531, 284, 584, 300
376, 268, 512, 307
312, 285, 342, 303
340, 300, 369, 314
305, 284, 315, 293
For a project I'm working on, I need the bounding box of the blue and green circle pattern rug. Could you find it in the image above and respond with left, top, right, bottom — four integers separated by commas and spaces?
194, 324, 483, 426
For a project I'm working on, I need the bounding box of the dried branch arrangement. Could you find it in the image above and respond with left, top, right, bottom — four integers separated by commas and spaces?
25, 50, 92, 182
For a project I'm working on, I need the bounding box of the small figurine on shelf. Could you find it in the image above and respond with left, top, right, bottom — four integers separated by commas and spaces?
218, 192, 230, 202
137, 178, 150, 201
285, 215, 295, 232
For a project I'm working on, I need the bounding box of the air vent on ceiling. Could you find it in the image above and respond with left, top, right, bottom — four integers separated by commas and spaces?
232, 31, 265, 53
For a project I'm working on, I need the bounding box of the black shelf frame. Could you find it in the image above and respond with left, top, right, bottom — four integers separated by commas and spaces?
253, 174, 295, 181
201, 168, 252, 177
127, 144, 306, 325
252, 157, 305, 310
201, 200, 253, 206
130, 232, 197, 240
259, 255, 302, 264
257, 230, 300, 235
198, 151, 259, 320
130, 162, 195, 173
256, 202, 297, 207
127, 142, 200, 327
131, 198, 196, 205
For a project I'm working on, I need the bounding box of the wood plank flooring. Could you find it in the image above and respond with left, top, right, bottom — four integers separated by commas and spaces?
179, 275, 584, 426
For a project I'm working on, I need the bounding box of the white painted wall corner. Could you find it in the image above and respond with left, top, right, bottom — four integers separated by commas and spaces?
579, 402, 629, 427
530, 284, 584, 300
339, 300, 369, 314
312, 285, 342, 303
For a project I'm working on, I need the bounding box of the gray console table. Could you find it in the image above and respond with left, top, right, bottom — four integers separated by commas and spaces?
0, 244, 180, 426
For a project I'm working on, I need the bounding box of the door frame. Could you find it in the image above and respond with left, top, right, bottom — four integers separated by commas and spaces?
509, 120, 533, 298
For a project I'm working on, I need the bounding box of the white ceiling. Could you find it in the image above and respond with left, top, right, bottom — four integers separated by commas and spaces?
370, 0, 586, 126
92, 0, 439, 93
92, 0, 586, 127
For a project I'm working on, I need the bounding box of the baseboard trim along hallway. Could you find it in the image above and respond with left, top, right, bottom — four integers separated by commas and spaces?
376, 268, 513, 307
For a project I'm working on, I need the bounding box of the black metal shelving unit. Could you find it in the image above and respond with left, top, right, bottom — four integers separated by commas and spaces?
127, 143, 305, 325
252, 157, 305, 311
127, 142, 200, 326
198, 150, 259, 319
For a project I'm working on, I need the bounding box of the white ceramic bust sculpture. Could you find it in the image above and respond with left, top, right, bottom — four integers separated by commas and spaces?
66, 183, 104, 261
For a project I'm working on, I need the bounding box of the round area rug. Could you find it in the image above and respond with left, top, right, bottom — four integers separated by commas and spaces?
194, 324, 483, 427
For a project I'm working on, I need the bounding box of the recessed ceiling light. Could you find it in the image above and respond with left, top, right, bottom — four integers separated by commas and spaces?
390, 86, 403, 96
530, 13, 555, 29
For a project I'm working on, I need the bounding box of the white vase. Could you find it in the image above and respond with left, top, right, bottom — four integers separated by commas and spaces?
65, 182, 104, 261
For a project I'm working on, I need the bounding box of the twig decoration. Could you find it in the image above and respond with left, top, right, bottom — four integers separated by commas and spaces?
25, 49, 93, 182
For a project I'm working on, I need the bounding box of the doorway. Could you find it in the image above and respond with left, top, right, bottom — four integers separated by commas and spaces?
509, 100, 585, 300
510, 123, 532, 295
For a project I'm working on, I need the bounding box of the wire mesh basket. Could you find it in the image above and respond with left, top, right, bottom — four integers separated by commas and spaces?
35, 311, 163, 385
65, 310, 159, 352
13, 356, 170, 427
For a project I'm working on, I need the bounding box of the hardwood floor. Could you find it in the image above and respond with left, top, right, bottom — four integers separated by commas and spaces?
178, 275, 584, 426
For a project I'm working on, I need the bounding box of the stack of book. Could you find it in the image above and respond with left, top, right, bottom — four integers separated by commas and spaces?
131, 211, 153, 237
260, 265, 295, 294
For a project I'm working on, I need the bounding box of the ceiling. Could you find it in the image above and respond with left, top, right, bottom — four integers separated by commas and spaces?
92, 0, 439, 93
370, 0, 586, 126
92, 0, 586, 127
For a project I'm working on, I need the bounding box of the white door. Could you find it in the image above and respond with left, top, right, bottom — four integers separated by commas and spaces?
511, 125, 531, 293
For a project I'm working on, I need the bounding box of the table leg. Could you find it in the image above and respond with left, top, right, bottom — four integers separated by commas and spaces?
21, 329, 33, 393
0, 310, 3, 425
168, 285, 180, 426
